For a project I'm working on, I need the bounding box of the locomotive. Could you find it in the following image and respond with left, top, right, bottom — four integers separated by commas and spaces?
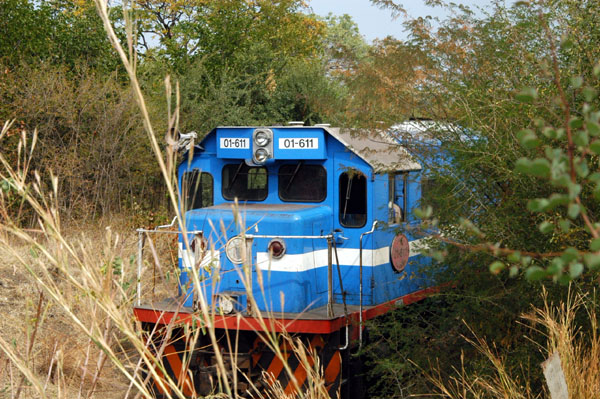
133, 123, 437, 398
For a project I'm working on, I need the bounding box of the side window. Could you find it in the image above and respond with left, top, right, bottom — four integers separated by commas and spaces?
339, 170, 367, 228
393, 173, 408, 222
182, 170, 213, 211
388, 174, 401, 224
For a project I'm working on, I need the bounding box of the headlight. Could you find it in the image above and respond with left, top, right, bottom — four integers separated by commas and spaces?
225, 236, 245, 264
254, 130, 271, 146
253, 148, 269, 163
268, 238, 286, 259
216, 295, 235, 314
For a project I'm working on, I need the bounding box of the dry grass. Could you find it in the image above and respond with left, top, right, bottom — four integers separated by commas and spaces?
427, 287, 600, 399
0, 0, 336, 393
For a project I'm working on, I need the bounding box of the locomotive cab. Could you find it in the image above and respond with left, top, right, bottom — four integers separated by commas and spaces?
175, 125, 428, 314
133, 124, 436, 398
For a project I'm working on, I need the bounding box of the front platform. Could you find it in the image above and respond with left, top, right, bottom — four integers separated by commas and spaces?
133, 287, 436, 334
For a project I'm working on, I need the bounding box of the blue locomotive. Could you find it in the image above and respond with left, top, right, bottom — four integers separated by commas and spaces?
134, 123, 436, 398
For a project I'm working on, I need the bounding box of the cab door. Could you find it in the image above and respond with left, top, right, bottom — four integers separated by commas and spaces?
318, 152, 372, 306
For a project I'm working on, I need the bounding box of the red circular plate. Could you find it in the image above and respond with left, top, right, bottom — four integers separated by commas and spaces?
390, 234, 410, 272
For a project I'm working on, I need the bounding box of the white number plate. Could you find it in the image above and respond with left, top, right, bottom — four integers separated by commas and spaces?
220, 137, 249, 149
279, 138, 318, 149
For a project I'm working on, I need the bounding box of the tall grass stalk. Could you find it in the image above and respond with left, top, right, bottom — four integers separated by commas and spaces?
0, 1, 333, 398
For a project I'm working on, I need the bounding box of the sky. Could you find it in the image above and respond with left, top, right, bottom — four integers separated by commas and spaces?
308, 0, 498, 42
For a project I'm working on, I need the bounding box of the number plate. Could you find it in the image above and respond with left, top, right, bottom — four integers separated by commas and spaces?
278, 138, 319, 149
220, 138, 249, 149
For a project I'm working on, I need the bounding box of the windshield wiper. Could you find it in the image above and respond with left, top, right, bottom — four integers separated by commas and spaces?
230, 161, 245, 186
284, 161, 303, 193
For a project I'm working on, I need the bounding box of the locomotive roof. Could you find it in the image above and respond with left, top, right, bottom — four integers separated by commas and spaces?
325, 127, 422, 172
202, 125, 421, 172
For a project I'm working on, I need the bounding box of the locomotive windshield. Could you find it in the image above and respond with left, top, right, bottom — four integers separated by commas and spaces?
182, 170, 213, 211
278, 163, 326, 202
222, 163, 268, 201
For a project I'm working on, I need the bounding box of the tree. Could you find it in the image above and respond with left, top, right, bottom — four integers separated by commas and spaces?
354, 0, 600, 396
0, 0, 119, 72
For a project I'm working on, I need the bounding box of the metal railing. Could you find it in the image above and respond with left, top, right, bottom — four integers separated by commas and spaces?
135, 217, 200, 306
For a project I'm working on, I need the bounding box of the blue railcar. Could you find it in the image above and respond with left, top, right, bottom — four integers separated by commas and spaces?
134, 124, 437, 398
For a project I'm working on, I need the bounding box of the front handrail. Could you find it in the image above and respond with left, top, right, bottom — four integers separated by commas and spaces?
359, 221, 379, 348
136, 216, 199, 306
136, 229, 340, 320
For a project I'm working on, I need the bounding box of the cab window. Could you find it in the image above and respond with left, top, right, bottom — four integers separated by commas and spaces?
222, 163, 268, 201
182, 170, 213, 211
279, 163, 326, 202
339, 170, 367, 228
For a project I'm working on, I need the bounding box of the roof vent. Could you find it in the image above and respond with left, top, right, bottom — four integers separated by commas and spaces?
314, 123, 331, 127
287, 121, 304, 126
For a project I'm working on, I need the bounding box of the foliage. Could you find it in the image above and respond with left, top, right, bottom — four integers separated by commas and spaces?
0, 63, 159, 219
357, 0, 600, 396
0, 0, 119, 72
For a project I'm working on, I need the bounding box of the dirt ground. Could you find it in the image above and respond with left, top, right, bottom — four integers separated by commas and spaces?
0, 217, 179, 398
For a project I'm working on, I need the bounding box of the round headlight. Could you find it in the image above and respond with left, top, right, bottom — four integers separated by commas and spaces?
254, 130, 271, 146
268, 238, 286, 259
217, 295, 235, 314
225, 236, 245, 264
254, 148, 269, 163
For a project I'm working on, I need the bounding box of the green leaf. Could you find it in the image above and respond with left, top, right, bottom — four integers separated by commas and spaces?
588, 172, 600, 182
584, 253, 600, 270
568, 203, 581, 219
414, 206, 433, 219
570, 76, 583, 89
515, 158, 531, 173
558, 219, 571, 232
574, 130, 589, 146
594, 63, 600, 77
507, 251, 521, 263
525, 266, 547, 281
561, 38, 574, 50
516, 87, 537, 103
567, 182, 581, 199
557, 274, 572, 285
527, 198, 549, 212
590, 237, 600, 251
584, 87, 597, 102
588, 121, 600, 137
542, 127, 557, 139
539, 221, 554, 234
575, 159, 589, 178
594, 184, 600, 200
547, 194, 570, 209
509, 265, 519, 277
517, 129, 540, 148
570, 117, 584, 130
489, 261, 505, 275
547, 258, 565, 275
569, 262, 584, 279
561, 247, 579, 263
529, 158, 551, 177
589, 141, 600, 154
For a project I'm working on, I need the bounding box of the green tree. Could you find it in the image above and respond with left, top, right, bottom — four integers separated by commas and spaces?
0, 0, 118, 72
356, 0, 600, 396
